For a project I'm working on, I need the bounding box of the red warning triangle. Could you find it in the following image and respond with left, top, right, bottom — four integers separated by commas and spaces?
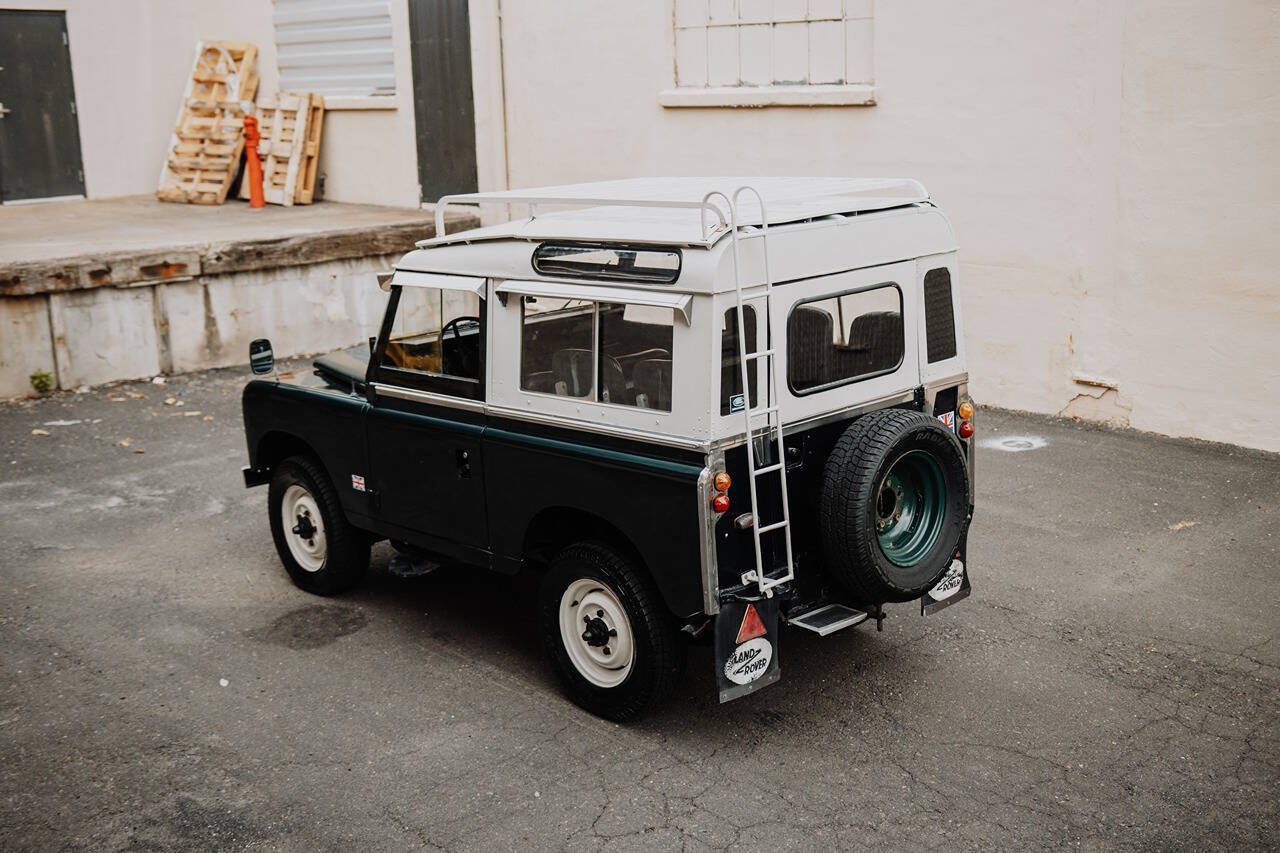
735, 604, 767, 644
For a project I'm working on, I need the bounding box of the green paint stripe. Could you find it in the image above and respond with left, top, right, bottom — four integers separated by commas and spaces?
263, 382, 700, 478
380, 406, 485, 437
487, 427, 703, 478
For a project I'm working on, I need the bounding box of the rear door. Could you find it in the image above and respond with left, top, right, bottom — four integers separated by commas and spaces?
366, 279, 489, 557
0, 10, 85, 201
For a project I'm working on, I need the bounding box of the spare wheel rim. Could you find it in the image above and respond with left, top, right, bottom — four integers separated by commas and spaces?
282, 484, 327, 572
875, 449, 947, 568
559, 578, 635, 688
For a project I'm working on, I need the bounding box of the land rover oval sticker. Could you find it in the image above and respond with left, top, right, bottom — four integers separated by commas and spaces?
724, 637, 773, 685
929, 559, 964, 601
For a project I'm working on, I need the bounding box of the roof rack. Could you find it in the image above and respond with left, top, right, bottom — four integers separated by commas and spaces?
434, 189, 730, 244
430, 178, 931, 248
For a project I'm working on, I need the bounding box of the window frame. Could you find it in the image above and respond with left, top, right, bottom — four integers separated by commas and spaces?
372, 285, 486, 401
785, 281, 905, 396
662, 2, 877, 109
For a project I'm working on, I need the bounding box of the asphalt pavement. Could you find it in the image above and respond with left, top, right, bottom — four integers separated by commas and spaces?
1, 364, 1276, 851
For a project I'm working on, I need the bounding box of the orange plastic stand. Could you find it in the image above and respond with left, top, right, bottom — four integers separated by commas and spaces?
243, 115, 265, 209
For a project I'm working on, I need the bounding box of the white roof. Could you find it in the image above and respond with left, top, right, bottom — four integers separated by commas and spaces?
424, 177, 929, 248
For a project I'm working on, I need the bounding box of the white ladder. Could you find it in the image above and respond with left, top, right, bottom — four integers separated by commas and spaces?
704, 187, 796, 598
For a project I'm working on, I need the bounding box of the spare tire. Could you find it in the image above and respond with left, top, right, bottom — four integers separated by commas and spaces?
820, 409, 970, 602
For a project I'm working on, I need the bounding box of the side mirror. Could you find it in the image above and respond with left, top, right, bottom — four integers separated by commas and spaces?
249, 338, 275, 375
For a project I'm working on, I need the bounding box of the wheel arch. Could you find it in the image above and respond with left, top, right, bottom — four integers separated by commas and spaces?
521, 506, 647, 578
255, 430, 321, 472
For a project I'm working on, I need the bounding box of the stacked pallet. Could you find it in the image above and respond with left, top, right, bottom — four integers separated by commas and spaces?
158, 42, 260, 205
237, 92, 325, 206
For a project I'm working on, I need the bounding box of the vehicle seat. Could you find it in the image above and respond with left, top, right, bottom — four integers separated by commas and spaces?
551, 348, 593, 396
600, 354, 629, 404
523, 370, 555, 394
632, 358, 672, 411
384, 340, 441, 373
788, 306, 834, 388
848, 312, 903, 373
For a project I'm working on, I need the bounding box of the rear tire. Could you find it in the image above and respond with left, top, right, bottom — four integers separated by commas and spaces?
821, 409, 970, 602
268, 456, 369, 595
539, 542, 684, 721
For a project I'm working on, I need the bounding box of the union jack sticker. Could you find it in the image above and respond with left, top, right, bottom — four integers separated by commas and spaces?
351, 474, 366, 492
937, 411, 955, 432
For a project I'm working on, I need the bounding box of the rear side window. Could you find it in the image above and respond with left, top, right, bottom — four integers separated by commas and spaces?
923, 268, 957, 363
519, 297, 674, 411
720, 307, 757, 415
787, 284, 903, 393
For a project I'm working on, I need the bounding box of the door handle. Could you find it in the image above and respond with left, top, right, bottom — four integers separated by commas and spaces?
0, 104, 10, 117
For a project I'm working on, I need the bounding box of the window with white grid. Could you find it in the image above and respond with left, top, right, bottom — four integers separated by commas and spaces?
662, 0, 875, 107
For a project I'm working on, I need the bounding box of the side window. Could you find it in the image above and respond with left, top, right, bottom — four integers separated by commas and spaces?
519, 297, 674, 412
923, 268, 957, 363
520, 297, 594, 397
383, 286, 482, 382
720, 306, 757, 415
787, 284, 903, 393
599, 303, 673, 411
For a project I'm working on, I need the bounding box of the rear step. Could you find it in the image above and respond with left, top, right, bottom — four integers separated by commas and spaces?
785, 603, 869, 636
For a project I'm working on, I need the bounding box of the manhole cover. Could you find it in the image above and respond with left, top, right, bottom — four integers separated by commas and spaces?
979, 435, 1048, 452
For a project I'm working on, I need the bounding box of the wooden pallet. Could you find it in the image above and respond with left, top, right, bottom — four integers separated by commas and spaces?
157, 42, 259, 205
295, 93, 325, 204
237, 92, 325, 206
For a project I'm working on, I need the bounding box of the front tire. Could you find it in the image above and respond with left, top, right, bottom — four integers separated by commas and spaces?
539, 542, 684, 721
268, 456, 369, 595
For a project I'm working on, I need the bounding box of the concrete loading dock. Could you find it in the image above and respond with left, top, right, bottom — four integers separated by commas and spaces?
0, 196, 477, 397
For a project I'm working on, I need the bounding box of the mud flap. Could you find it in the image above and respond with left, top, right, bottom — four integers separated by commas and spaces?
920, 558, 971, 615
715, 596, 781, 703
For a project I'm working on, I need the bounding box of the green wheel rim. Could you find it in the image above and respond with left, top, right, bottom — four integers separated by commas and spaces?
875, 450, 947, 567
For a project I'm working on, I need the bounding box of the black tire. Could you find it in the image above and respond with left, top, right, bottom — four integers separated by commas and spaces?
539, 542, 685, 721
820, 409, 970, 603
268, 456, 370, 595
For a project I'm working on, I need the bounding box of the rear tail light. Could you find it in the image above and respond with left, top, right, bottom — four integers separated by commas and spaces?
957, 396, 975, 439
710, 469, 731, 513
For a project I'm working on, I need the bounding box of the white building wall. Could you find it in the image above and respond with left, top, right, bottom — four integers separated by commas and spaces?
1, 0, 420, 207
484, 0, 1280, 453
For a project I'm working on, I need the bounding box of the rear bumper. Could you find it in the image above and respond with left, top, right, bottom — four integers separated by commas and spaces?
712, 556, 972, 704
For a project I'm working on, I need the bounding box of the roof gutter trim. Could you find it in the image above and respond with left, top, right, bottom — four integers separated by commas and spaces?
495, 278, 694, 324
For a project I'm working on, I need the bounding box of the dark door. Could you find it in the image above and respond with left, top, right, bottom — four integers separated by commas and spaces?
366, 284, 489, 559
406, 0, 478, 203
0, 10, 85, 202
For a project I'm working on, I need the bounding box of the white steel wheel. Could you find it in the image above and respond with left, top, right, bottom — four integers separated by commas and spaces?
558, 577, 635, 688
280, 484, 327, 572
